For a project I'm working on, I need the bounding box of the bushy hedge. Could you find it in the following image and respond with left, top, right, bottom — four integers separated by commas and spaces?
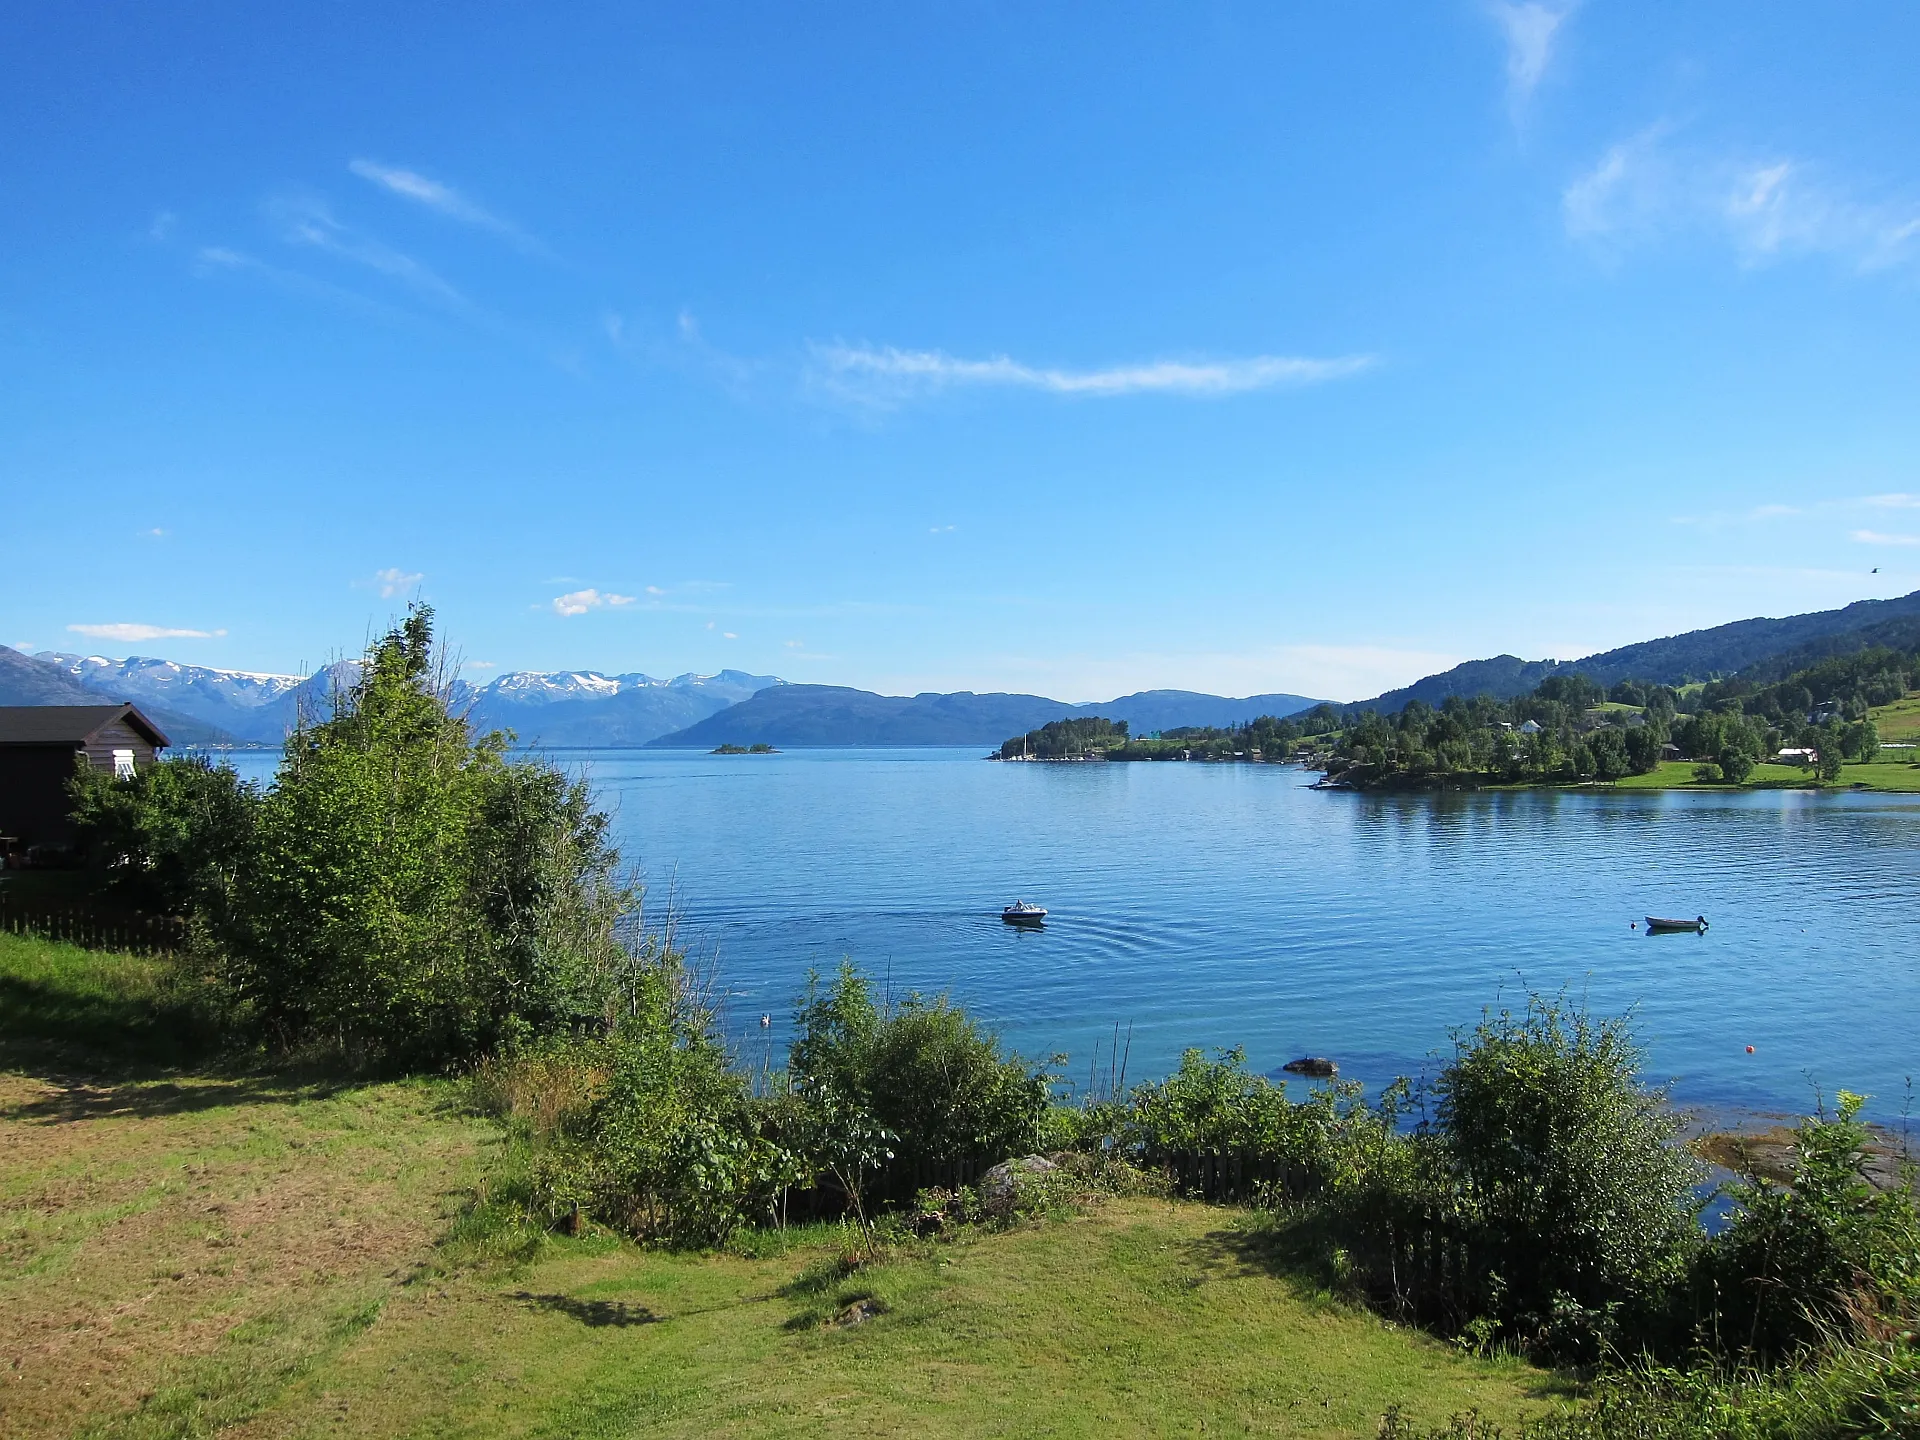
70, 606, 638, 1067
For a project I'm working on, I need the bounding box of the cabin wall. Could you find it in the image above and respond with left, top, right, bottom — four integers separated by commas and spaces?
79, 717, 159, 771
0, 745, 85, 848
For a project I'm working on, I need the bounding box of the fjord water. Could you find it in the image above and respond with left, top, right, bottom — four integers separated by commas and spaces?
217, 744, 1920, 1119
558, 748, 1920, 1125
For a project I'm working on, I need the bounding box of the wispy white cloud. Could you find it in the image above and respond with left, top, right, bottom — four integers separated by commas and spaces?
930, 524, 956, 534
373, 567, 424, 598
1487, 2, 1577, 108
1565, 128, 1920, 272
1852, 529, 1920, 547
808, 343, 1373, 409
1864, 493, 1920, 509
722, 631, 738, 640
348, 159, 543, 253
551, 588, 636, 617
69, 622, 227, 642
268, 194, 472, 310
148, 211, 178, 242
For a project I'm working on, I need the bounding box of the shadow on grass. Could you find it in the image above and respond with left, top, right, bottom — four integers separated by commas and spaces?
1181, 1215, 1583, 1403
0, 1066, 355, 1124
510, 1292, 664, 1327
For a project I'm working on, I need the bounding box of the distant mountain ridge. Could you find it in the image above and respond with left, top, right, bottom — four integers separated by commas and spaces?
646, 684, 1327, 748
1, 648, 239, 744
1351, 589, 1920, 713
19, 649, 785, 748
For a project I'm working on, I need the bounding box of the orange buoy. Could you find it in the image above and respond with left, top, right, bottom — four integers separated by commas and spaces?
1746, 1045, 1755, 1054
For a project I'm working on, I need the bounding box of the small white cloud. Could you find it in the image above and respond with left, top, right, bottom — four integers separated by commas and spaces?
551, 588, 636, 617
1864, 493, 1920, 509
930, 524, 956, 533
143, 527, 168, 538
68, 622, 226, 642
1852, 529, 1920, 546
808, 343, 1373, 409
465, 660, 498, 670
373, 567, 425, 598
705, 621, 716, 630
722, 631, 738, 640
784, 639, 804, 649
646, 585, 665, 596
8, 641, 38, 653
1488, 2, 1577, 107
148, 211, 178, 242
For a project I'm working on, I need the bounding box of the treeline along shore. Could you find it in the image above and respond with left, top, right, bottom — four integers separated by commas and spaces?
6, 606, 1918, 1436
996, 643, 1920, 793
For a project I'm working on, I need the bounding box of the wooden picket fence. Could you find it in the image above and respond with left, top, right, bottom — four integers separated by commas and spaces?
0, 893, 187, 955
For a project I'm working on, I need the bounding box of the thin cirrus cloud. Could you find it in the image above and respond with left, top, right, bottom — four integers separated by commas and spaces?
348, 160, 544, 253
1487, 1, 1578, 109
808, 343, 1374, 409
69, 622, 227, 642
551, 588, 636, 617
1564, 127, 1920, 273
1852, 530, 1920, 547
267, 194, 472, 310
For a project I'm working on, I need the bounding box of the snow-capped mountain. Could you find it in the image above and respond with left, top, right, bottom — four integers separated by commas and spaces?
31, 650, 782, 748
467, 669, 783, 746
36, 652, 312, 744
40, 653, 304, 708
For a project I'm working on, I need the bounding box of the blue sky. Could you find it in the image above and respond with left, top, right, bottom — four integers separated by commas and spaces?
4, 3, 1919, 702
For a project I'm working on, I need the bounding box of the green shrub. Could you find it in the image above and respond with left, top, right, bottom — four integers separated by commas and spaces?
1427, 997, 1702, 1360
790, 963, 1050, 1199
68, 752, 256, 917
212, 607, 635, 1065
1095, 1046, 1401, 1202
1698, 1091, 1920, 1365
478, 947, 807, 1247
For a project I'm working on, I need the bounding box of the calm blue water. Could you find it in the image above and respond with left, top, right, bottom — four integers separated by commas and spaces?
216, 747, 1920, 1123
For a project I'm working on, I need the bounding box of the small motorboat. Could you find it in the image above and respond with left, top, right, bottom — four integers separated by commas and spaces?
1002, 900, 1047, 923
1646, 915, 1709, 933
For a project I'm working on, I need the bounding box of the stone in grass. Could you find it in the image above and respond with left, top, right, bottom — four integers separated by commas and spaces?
1282, 1057, 1338, 1078
980, 1154, 1059, 1210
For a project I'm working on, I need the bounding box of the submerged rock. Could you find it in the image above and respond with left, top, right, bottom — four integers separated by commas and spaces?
1282, 1057, 1339, 1078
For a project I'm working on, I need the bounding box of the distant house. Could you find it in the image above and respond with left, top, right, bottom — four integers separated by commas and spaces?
0, 704, 169, 853
1518, 719, 1543, 735
1776, 747, 1817, 763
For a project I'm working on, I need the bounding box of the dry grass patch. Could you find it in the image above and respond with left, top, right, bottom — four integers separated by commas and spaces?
0, 1061, 493, 1440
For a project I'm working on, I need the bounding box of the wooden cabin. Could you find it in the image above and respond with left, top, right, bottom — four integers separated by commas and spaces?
0, 704, 170, 853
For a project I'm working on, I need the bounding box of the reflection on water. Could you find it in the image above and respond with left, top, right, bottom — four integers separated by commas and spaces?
213, 747, 1920, 1121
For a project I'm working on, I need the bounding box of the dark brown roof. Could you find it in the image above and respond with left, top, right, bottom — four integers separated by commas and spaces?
0, 704, 171, 748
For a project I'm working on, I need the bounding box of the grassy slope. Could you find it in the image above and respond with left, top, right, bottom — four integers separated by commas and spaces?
1868, 692, 1920, 743
0, 935, 1564, 1439
1609, 759, 1920, 792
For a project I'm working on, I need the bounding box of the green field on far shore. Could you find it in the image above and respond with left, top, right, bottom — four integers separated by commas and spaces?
1606, 759, 1920, 793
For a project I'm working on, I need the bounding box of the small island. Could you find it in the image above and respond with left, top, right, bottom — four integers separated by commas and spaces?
711, 742, 778, 754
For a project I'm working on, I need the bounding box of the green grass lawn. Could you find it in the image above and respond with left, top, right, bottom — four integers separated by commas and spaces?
0, 935, 1569, 1439
1867, 691, 1920, 744
1606, 759, 1920, 793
